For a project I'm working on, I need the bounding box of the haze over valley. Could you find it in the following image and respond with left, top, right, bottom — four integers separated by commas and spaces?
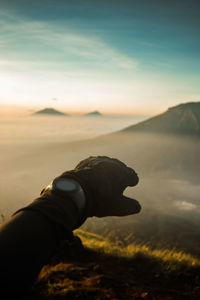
1, 102, 200, 256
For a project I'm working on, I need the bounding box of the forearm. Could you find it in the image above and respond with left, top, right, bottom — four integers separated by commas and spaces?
14, 192, 82, 240
0, 196, 81, 298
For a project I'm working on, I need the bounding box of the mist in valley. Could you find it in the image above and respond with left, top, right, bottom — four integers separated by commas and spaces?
1, 114, 200, 256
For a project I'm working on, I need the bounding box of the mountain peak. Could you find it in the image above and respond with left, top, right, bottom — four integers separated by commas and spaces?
84, 111, 102, 117
168, 101, 200, 111
33, 107, 69, 116
123, 102, 200, 135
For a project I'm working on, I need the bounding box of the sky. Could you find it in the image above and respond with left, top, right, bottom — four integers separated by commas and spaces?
0, 0, 200, 115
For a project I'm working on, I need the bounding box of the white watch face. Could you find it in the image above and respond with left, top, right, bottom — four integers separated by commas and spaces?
51, 177, 85, 214
55, 178, 77, 192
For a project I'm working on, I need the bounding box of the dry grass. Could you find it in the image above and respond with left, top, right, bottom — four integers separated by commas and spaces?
75, 229, 200, 269
33, 230, 200, 299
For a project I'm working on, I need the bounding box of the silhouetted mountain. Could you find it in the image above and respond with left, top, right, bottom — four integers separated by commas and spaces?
84, 111, 102, 117
33, 108, 69, 116
122, 102, 200, 135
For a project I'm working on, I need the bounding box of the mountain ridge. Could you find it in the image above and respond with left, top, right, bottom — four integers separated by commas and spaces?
122, 102, 200, 135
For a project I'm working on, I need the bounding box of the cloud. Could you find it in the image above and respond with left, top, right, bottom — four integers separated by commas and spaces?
175, 201, 198, 211
0, 12, 140, 109
1, 10, 199, 114
0, 12, 138, 72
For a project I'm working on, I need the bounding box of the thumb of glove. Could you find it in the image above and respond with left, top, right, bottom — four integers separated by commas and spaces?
106, 195, 141, 217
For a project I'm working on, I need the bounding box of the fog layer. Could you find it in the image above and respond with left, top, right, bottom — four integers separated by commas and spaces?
1, 116, 200, 255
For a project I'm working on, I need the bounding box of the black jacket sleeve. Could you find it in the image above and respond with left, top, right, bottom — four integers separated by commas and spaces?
0, 194, 81, 299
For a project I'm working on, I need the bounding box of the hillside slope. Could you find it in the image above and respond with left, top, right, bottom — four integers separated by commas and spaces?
31, 230, 200, 300
122, 102, 200, 135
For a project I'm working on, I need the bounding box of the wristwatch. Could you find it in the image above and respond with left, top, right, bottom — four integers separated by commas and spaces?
43, 177, 86, 215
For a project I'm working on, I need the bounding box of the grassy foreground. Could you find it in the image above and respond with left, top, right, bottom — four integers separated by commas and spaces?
76, 229, 200, 269
32, 230, 200, 299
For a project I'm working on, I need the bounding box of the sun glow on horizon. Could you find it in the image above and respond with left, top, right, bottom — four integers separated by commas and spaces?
1, 68, 199, 117
0, 2, 199, 116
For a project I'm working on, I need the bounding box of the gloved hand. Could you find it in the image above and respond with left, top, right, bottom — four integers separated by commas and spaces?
56, 156, 141, 218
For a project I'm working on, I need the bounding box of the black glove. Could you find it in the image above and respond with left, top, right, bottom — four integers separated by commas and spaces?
55, 156, 141, 218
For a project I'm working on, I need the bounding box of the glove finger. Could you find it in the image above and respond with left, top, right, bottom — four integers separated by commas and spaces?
75, 156, 94, 169
109, 196, 141, 216
119, 167, 139, 189
111, 158, 139, 187
125, 167, 139, 186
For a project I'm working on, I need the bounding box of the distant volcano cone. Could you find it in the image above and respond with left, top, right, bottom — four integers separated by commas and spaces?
33, 108, 69, 116
122, 102, 200, 135
84, 111, 102, 117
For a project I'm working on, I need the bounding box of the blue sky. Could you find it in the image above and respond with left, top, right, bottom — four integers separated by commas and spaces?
0, 0, 200, 114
